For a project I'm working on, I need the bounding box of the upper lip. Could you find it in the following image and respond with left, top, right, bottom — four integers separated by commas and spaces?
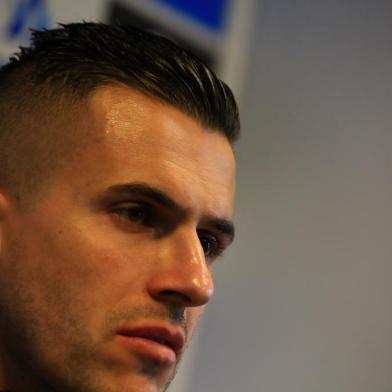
116, 323, 186, 355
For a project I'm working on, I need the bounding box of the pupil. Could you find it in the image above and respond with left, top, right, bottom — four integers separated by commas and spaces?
128, 207, 144, 221
201, 238, 211, 255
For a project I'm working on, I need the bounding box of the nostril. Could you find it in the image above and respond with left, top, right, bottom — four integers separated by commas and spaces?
157, 289, 192, 306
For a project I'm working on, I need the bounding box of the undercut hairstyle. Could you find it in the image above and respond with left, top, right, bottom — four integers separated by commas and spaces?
0, 22, 240, 202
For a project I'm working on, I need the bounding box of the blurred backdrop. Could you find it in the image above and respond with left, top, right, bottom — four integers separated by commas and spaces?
1, 1, 391, 391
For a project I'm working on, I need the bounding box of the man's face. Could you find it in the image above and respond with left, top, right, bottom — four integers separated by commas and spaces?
0, 87, 235, 392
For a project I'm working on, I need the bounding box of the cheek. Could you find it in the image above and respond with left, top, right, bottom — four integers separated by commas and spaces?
3, 224, 120, 329
44, 225, 156, 312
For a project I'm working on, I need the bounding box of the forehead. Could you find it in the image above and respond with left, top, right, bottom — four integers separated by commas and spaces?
68, 86, 236, 217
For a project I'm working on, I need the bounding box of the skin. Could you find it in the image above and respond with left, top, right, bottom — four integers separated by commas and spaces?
0, 86, 236, 392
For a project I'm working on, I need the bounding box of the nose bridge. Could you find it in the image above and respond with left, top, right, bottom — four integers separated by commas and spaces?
147, 226, 214, 307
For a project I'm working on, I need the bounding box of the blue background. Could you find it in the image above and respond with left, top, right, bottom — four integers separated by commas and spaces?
152, 0, 230, 31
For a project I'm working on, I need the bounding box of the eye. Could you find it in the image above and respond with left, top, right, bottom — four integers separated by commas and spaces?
112, 203, 153, 227
119, 205, 145, 222
198, 231, 220, 258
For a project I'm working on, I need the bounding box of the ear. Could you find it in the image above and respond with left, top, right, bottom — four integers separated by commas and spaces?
0, 190, 10, 253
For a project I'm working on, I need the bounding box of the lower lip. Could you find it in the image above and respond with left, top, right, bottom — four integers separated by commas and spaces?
115, 335, 177, 365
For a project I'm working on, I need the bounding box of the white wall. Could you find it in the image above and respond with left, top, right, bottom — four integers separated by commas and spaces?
185, 1, 392, 391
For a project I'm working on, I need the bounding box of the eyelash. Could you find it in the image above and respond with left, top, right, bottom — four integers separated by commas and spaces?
197, 231, 224, 259
111, 203, 224, 259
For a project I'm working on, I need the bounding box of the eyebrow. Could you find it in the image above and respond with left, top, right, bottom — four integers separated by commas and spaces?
103, 182, 235, 242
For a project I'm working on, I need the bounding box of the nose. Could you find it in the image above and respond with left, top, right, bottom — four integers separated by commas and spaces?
147, 228, 214, 308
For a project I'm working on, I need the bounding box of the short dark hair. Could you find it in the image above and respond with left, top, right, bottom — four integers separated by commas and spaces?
0, 22, 240, 141
0, 22, 239, 201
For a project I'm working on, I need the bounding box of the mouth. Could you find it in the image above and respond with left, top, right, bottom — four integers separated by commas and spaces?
116, 324, 186, 365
